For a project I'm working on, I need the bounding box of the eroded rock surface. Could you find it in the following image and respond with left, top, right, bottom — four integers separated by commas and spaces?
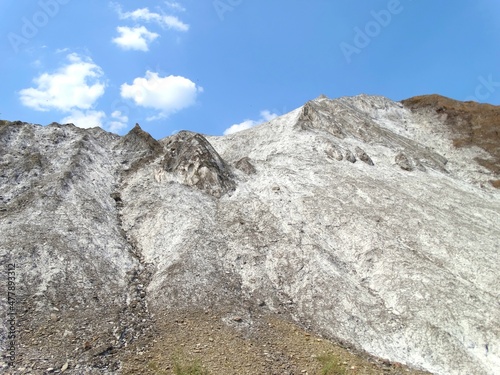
402, 94, 500, 179
395, 152, 413, 171
297, 96, 450, 173
355, 146, 374, 166
159, 131, 235, 197
234, 156, 257, 175
1, 94, 499, 375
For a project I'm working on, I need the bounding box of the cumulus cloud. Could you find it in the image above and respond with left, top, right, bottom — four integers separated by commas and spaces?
113, 4, 189, 32
112, 26, 159, 51
120, 71, 203, 118
19, 53, 105, 112
223, 110, 279, 135
61, 110, 106, 129
19, 53, 110, 130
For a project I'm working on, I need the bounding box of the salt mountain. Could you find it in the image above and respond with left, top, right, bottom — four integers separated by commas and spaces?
0, 94, 499, 375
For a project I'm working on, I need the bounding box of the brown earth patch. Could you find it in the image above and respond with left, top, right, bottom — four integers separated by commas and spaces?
120, 309, 431, 375
402, 94, 500, 187
490, 180, 500, 189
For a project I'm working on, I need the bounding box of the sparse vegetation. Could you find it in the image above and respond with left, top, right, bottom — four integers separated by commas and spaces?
317, 353, 347, 375
173, 357, 209, 375
145, 357, 209, 375
146, 361, 167, 374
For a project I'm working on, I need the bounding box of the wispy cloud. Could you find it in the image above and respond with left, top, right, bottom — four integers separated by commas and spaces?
165, 1, 186, 12
113, 3, 189, 32
120, 71, 203, 119
112, 26, 159, 51
224, 110, 279, 135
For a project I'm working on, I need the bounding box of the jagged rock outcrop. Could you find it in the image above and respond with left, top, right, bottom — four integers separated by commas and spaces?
158, 131, 235, 198
1, 94, 499, 375
297, 96, 450, 173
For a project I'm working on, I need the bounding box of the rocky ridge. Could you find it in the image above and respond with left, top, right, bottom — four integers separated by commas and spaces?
0, 94, 499, 375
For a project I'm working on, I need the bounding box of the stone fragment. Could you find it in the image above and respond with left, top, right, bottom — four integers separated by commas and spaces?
355, 146, 374, 166
395, 152, 414, 171
61, 362, 69, 372
345, 150, 356, 163
235, 157, 256, 174
325, 145, 343, 161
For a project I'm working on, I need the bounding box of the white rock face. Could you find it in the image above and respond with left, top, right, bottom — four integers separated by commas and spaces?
0, 95, 499, 375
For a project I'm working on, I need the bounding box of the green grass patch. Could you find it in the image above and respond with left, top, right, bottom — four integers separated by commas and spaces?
173, 357, 209, 375
145, 357, 209, 375
317, 353, 347, 375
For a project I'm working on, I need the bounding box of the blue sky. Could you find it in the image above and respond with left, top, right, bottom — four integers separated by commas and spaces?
1, 0, 499, 139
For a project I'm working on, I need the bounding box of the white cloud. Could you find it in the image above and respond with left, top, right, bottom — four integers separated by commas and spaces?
19, 53, 105, 112
111, 110, 128, 123
108, 110, 129, 133
165, 1, 186, 12
260, 110, 279, 122
224, 110, 279, 135
61, 110, 106, 129
113, 26, 159, 51
19, 53, 109, 130
120, 71, 203, 118
108, 121, 128, 133
55, 47, 70, 54
223, 119, 256, 135
114, 4, 189, 32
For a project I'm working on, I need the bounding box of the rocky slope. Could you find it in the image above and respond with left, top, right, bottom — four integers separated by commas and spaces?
0, 94, 499, 375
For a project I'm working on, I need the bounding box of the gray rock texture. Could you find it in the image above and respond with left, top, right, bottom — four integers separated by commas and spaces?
395, 152, 414, 171
0, 94, 499, 375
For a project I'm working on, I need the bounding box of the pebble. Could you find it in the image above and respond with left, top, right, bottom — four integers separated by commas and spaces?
61, 362, 69, 372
